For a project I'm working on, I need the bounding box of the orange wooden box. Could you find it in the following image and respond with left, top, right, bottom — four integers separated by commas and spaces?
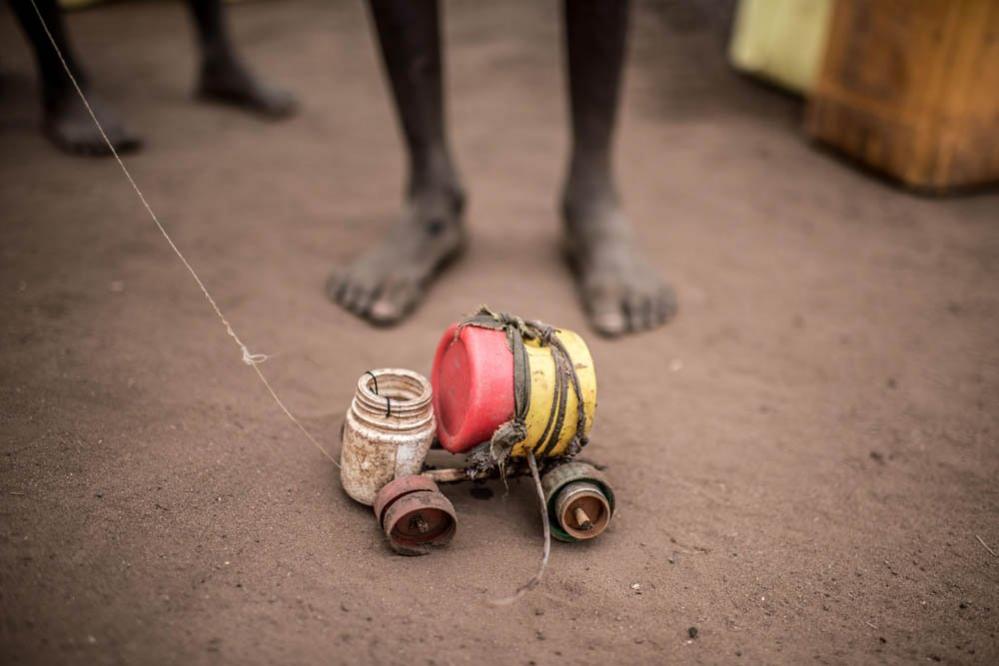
805, 0, 999, 192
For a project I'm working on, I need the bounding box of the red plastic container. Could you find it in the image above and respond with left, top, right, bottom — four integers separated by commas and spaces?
431, 324, 514, 453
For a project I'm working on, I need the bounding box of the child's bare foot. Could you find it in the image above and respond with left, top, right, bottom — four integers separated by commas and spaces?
196, 55, 296, 119
327, 188, 465, 326
43, 87, 141, 156
563, 192, 677, 337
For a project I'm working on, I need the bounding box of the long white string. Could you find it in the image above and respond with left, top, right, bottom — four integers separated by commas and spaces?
27, 0, 338, 467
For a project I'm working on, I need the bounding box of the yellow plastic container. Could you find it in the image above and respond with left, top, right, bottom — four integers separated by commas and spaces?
729, 0, 833, 94
512, 328, 597, 459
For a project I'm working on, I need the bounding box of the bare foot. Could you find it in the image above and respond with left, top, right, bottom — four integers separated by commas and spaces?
327, 189, 466, 325
196, 55, 297, 119
563, 195, 677, 336
43, 87, 141, 156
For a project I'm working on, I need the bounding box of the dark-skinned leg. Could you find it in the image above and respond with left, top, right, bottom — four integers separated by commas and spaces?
562, 0, 676, 336
186, 0, 296, 118
327, 0, 465, 325
10, 0, 140, 155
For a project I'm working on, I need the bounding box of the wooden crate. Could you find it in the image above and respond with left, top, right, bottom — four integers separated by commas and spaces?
805, 0, 999, 192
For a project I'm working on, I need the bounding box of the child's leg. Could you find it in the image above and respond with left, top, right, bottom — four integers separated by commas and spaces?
561, 0, 676, 335
186, 0, 296, 118
327, 0, 465, 325
10, 0, 140, 155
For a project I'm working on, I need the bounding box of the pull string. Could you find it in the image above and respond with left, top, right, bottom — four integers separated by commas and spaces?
489, 451, 552, 606
27, 0, 338, 468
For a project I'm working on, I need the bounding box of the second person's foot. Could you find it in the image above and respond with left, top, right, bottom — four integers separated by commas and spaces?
43, 87, 141, 156
196, 55, 297, 119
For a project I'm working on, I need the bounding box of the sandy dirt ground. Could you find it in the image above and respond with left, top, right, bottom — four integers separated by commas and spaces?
2, 1, 998, 663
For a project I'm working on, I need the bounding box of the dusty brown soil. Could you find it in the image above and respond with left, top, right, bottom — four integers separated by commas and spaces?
2, 1, 998, 663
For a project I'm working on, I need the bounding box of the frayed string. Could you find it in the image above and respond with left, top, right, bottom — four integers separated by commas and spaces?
489, 451, 551, 606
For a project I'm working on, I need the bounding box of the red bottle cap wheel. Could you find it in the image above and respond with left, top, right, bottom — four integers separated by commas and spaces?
431, 323, 515, 453
373, 475, 456, 556
381, 490, 456, 556
373, 474, 441, 524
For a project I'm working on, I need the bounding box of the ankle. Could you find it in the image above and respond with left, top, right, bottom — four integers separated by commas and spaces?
562, 179, 618, 220
563, 157, 617, 209
200, 45, 241, 74
409, 182, 465, 222
561, 180, 631, 245
42, 86, 66, 112
408, 152, 464, 207
41, 76, 79, 112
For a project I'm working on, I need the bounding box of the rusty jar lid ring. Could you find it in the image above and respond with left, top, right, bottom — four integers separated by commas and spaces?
381, 489, 457, 556
373, 474, 442, 526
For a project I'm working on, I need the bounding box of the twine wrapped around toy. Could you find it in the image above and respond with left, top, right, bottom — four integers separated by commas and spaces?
453, 306, 591, 475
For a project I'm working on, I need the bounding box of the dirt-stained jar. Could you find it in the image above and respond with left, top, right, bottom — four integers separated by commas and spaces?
340, 368, 436, 505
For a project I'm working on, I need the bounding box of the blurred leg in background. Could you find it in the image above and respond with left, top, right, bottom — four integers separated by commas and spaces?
562, 0, 676, 336
10, 0, 296, 157
10, 0, 140, 155
327, 0, 465, 325
185, 0, 296, 118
